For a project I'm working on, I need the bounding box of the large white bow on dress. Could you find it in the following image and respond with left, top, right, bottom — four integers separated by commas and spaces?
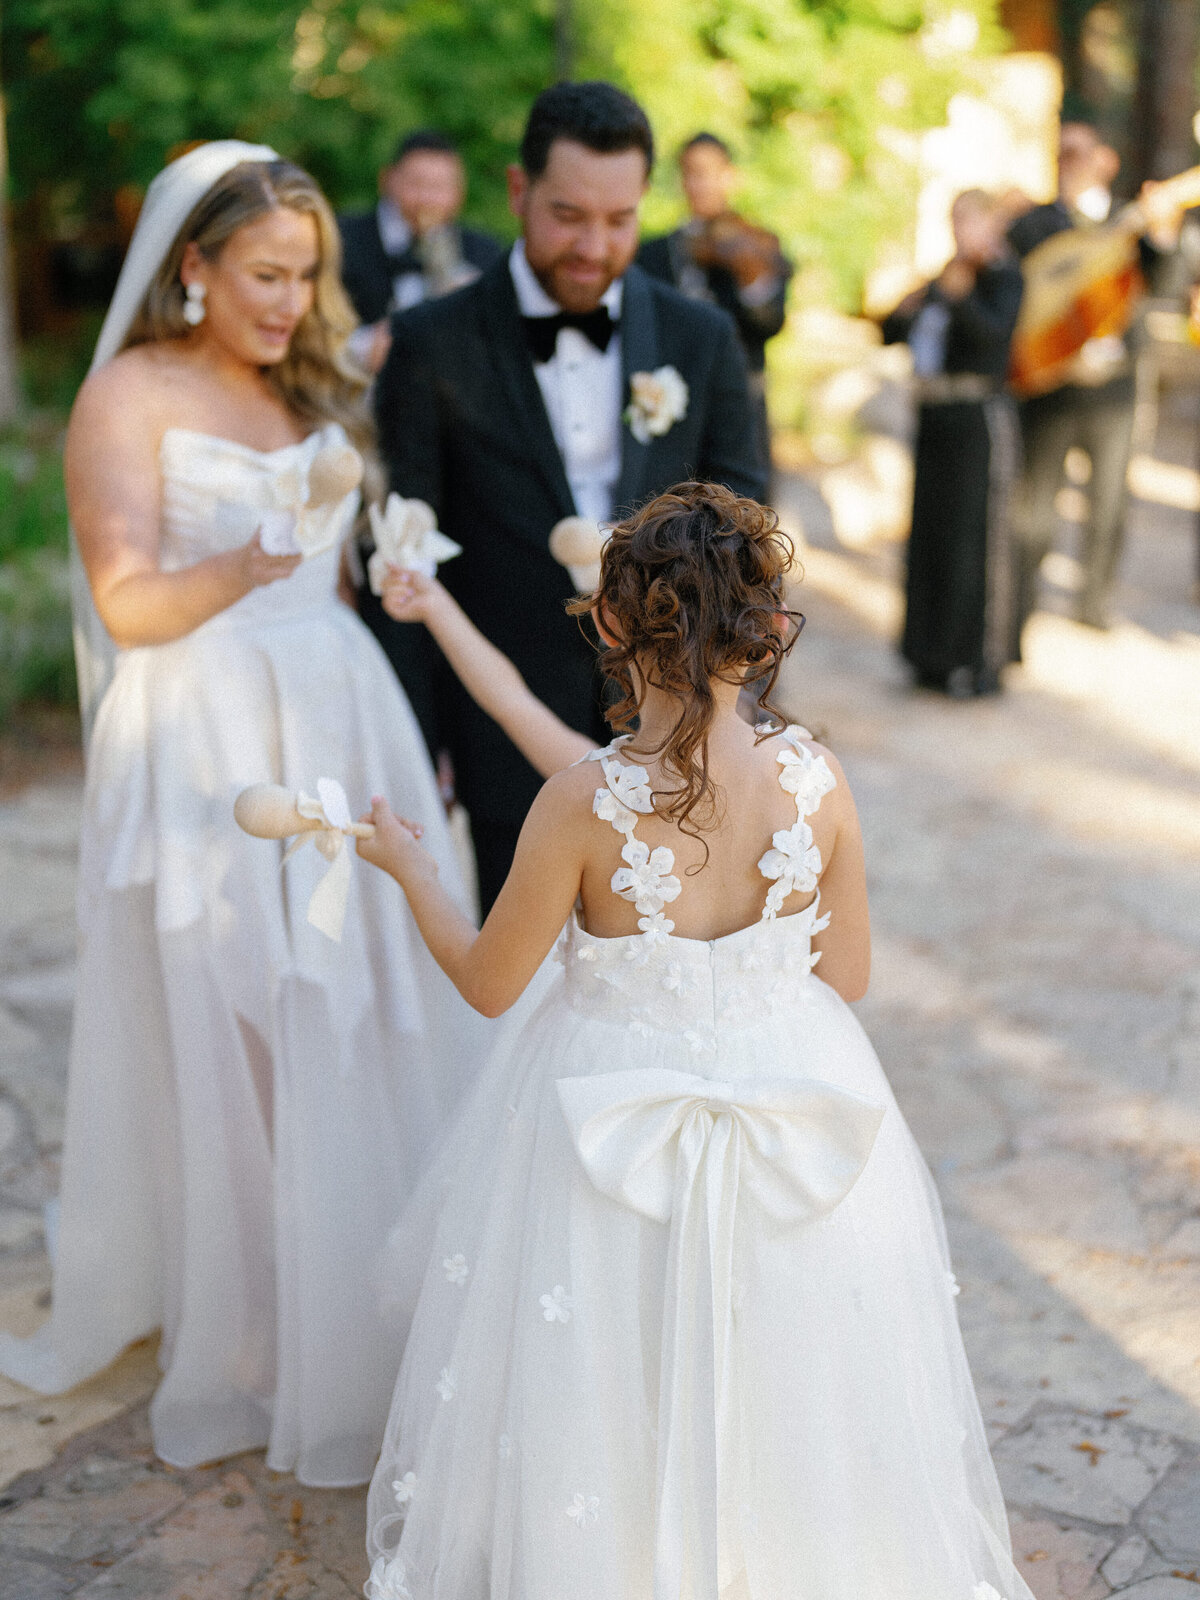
557, 1068, 885, 1600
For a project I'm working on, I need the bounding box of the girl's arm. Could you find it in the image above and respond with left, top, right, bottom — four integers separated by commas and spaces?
808, 751, 871, 1002
66, 359, 302, 649
381, 569, 594, 775
357, 766, 591, 1016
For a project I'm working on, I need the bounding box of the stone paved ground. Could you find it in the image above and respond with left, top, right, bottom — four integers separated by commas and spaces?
1, 468, 1199, 1596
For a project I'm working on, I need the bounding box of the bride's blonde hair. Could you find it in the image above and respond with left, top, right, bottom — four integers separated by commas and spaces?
121, 158, 371, 454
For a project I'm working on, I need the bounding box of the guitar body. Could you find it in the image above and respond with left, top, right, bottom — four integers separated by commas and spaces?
1009, 162, 1200, 397
1009, 223, 1143, 397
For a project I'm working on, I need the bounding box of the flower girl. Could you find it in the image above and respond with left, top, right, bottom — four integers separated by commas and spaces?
358, 482, 1034, 1600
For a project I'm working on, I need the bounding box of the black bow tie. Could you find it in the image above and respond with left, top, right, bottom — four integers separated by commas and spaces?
522, 306, 617, 363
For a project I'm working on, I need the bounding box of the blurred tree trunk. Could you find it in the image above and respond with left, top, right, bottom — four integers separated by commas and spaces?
1130, 0, 1199, 185
0, 96, 19, 426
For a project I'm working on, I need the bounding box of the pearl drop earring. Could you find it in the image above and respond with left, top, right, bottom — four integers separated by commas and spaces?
182, 282, 207, 326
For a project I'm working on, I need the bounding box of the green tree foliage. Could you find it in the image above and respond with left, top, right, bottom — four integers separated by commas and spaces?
583, 0, 1005, 306
3, 0, 1003, 296
1, 0, 557, 234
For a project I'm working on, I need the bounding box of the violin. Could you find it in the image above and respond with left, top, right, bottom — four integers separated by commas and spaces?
686, 212, 787, 289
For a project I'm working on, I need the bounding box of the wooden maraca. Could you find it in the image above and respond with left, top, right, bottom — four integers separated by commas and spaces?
258, 445, 365, 558
305, 444, 363, 508
234, 784, 375, 840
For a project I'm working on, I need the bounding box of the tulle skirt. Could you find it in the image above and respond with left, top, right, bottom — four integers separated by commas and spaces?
365, 953, 1035, 1599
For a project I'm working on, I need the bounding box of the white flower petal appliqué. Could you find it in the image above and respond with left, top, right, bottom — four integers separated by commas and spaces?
392, 1470, 417, 1506
946, 1271, 961, 1297
435, 1367, 457, 1402
757, 819, 822, 920
638, 911, 675, 944
974, 1585, 1005, 1600
566, 1492, 601, 1527
540, 1284, 573, 1323
593, 787, 637, 835
776, 741, 836, 817
367, 1556, 413, 1600
662, 960, 698, 996
443, 1253, 468, 1285
612, 838, 682, 916
603, 757, 654, 814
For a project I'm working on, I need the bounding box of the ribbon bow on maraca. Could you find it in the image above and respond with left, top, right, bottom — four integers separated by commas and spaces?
366, 493, 462, 593
234, 777, 374, 942
258, 443, 365, 559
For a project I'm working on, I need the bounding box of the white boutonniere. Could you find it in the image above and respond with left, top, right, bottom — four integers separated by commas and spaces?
624, 366, 689, 445
367, 492, 462, 593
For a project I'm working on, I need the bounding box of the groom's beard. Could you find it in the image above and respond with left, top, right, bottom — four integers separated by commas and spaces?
526, 247, 634, 314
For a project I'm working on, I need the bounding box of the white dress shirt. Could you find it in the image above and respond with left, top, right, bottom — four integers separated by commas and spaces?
509, 241, 623, 525
377, 200, 427, 311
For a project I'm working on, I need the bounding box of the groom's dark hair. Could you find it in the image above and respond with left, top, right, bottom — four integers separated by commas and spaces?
520, 81, 654, 180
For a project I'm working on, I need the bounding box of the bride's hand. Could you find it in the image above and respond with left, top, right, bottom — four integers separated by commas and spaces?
380, 567, 448, 623
238, 529, 303, 590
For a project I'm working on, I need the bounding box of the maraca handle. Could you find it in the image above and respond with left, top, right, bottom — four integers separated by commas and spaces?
234, 783, 375, 839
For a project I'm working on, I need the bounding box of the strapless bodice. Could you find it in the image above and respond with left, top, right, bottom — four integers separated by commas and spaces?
158, 424, 359, 629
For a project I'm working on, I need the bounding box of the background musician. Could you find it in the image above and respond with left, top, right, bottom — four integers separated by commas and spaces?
1007, 121, 1182, 643
638, 132, 793, 475
882, 189, 1024, 700
339, 130, 503, 374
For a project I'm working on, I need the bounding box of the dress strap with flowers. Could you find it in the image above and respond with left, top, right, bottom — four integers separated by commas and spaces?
587, 723, 837, 936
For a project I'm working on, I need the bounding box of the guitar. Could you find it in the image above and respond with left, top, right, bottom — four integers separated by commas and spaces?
1009, 163, 1200, 397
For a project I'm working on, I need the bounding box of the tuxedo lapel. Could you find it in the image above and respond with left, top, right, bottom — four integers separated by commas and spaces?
479, 260, 575, 521
612, 265, 660, 514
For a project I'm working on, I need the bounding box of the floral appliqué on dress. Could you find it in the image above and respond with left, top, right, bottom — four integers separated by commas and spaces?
590, 745, 681, 942
757, 728, 836, 922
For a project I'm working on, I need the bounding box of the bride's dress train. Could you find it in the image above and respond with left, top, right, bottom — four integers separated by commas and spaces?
365, 729, 1035, 1598
0, 424, 489, 1486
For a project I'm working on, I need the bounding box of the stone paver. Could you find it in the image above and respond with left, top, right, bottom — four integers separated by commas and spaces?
0, 459, 1198, 1590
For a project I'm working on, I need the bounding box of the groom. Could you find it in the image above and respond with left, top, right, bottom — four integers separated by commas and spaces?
365, 80, 765, 911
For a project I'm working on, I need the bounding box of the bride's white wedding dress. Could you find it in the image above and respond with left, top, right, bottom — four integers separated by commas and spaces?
365, 728, 1035, 1599
0, 424, 488, 1487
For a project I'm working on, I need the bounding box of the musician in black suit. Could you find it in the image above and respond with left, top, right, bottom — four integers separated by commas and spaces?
638, 133, 792, 473
363, 82, 765, 911
1007, 121, 1180, 644
338, 130, 503, 373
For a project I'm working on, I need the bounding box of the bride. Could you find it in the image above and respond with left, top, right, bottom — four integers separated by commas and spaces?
0, 141, 487, 1487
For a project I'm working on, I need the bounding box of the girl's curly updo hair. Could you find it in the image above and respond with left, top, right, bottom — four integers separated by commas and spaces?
568, 480, 802, 841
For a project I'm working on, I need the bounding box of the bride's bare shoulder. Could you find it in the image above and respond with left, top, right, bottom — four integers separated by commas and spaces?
70, 343, 190, 441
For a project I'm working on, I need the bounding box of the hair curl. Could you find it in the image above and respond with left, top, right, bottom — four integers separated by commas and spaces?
568, 481, 802, 849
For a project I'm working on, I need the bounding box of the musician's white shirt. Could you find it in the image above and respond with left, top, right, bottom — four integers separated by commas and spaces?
377, 200, 427, 311
510, 241, 623, 525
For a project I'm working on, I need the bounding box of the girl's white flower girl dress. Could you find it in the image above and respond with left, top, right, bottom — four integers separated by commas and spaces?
365, 727, 1035, 1600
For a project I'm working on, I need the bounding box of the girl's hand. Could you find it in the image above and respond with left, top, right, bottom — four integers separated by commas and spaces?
380, 567, 448, 624
239, 529, 302, 591
355, 796, 437, 886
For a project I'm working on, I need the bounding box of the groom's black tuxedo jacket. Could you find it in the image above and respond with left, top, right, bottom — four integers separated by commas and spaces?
363, 255, 766, 832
